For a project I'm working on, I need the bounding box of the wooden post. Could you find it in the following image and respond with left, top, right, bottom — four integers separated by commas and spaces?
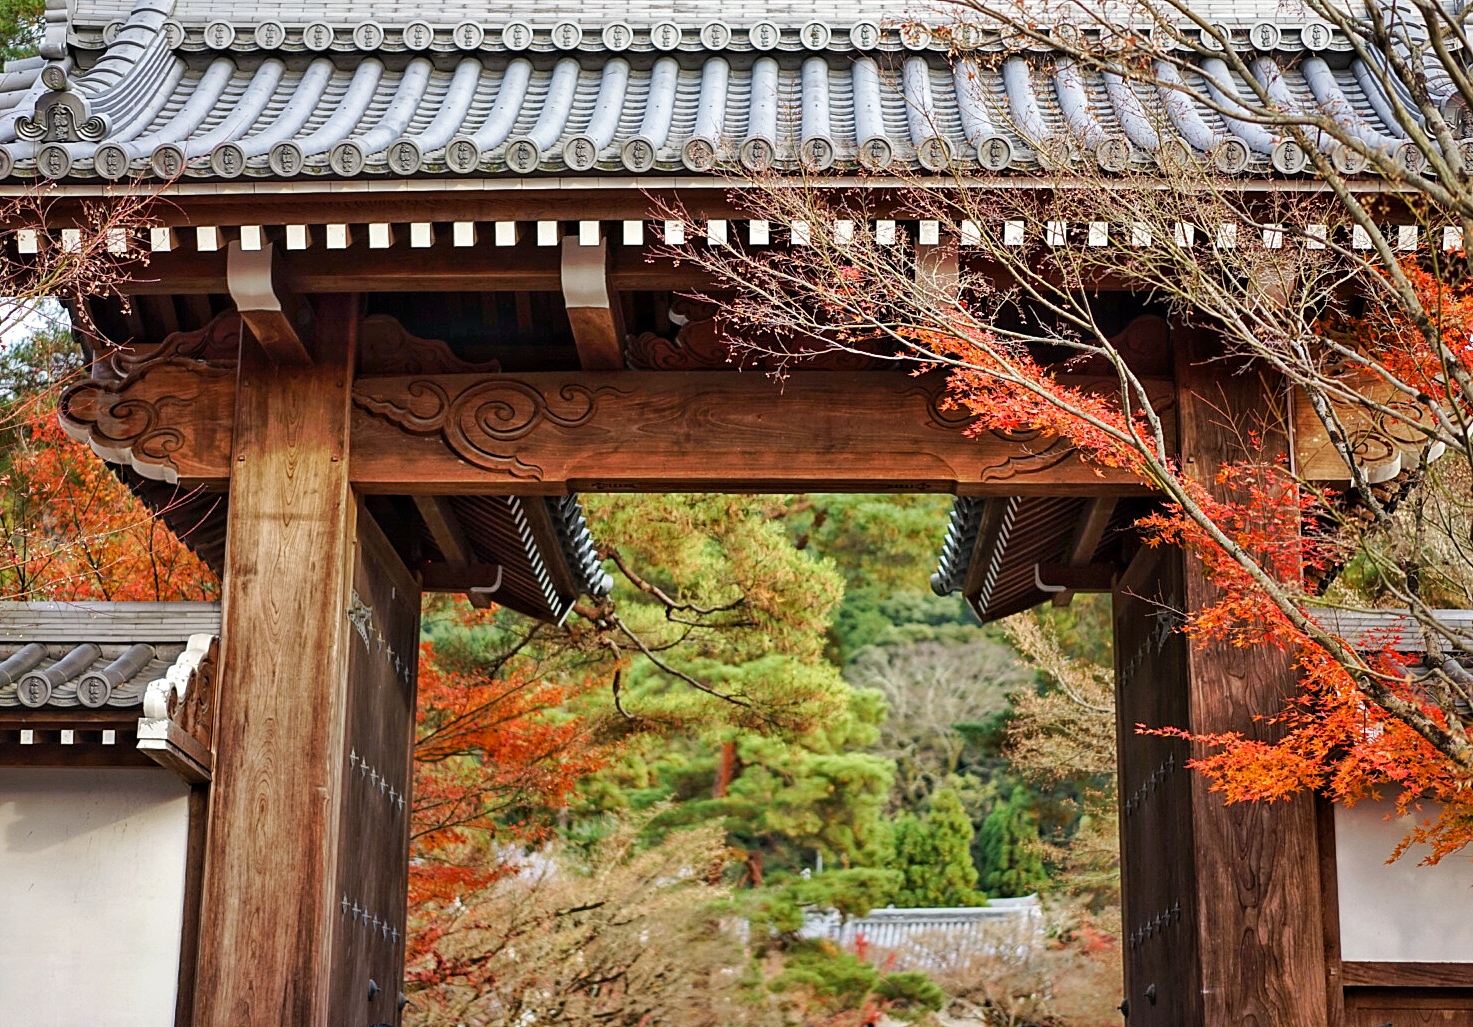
193, 296, 360, 1026
1173, 329, 1329, 1024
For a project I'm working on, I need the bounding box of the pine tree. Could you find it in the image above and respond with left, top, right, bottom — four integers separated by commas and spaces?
888, 789, 985, 907
977, 786, 1049, 898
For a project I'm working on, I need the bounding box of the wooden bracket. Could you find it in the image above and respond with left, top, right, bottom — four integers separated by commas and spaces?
1053, 497, 1118, 607
227, 240, 310, 366
414, 495, 494, 608
561, 235, 626, 371
1034, 562, 1117, 593
418, 563, 506, 594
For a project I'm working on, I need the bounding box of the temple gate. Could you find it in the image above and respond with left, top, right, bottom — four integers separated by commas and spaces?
0, 2, 1469, 1024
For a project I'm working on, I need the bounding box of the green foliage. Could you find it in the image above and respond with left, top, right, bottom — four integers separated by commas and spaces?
888, 789, 986, 907
874, 971, 947, 1020
977, 786, 1050, 898
0, 0, 42, 63
768, 940, 880, 1012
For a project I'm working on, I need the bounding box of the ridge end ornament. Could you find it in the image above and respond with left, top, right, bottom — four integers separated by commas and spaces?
17, 80, 109, 143
353, 376, 629, 480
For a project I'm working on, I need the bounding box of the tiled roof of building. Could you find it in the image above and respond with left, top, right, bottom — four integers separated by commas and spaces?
0, 0, 1432, 181
0, 602, 220, 710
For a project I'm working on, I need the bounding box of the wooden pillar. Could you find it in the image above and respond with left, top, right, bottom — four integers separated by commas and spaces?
194, 296, 363, 1026
1114, 327, 1329, 1025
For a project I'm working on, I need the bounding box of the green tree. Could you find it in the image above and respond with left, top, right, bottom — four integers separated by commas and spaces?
0, 0, 42, 62
977, 786, 1050, 898
888, 789, 985, 907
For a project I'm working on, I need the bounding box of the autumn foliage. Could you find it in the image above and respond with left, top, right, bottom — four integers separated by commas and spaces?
1, 411, 218, 602
409, 637, 610, 912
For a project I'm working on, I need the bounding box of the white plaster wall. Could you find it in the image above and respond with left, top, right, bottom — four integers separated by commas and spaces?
1336, 793, 1473, 962
0, 768, 190, 1026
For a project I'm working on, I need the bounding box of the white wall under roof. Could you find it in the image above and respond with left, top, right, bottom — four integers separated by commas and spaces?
0, 768, 189, 1027
1336, 792, 1473, 963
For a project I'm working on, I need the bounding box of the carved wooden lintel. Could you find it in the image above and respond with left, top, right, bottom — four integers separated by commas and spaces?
351, 371, 1172, 494
1292, 372, 1444, 483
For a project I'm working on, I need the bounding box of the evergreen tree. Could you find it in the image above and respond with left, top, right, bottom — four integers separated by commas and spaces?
888, 789, 985, 907
977, 785, 1050, 897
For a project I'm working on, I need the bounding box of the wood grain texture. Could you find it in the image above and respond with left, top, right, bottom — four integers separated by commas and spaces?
351, 371, 1172, 495
1341, 964, 1473, 987
193, 294, 358, 1027
1113, 551, 1202, 1027
1176, 327, 1329, 1027
1317, 794, 1347, 1027
327, 503, 421, 1025
174, 785, 209, 1027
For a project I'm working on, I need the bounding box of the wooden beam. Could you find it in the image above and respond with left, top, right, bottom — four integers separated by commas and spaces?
60, 365, 1177, 495
1052, 496, 1118, 607
352, 372, 1175, 495
561, 236, 626, 371
121, 242, 711, 295
193, 294, 359, 1027
226, 241, 309, 366
413, 495, 492, 608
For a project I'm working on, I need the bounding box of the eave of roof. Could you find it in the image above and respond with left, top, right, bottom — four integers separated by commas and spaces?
0, 1, 1436, 185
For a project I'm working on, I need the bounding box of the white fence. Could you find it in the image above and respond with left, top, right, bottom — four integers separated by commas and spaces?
800, 897, 1044, 971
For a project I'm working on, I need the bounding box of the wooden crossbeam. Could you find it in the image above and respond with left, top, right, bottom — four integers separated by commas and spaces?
120, 243, 710, 295
60, 368, 1177, 494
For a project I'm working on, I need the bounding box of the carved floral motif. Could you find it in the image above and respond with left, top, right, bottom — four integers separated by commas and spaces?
628, 298, 894, 372
355, 377, 627, 479
357, 315, 502, 376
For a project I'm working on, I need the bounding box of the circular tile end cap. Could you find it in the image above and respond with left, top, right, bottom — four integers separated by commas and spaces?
916, 135, 953, 171
444, 136, 481, 173
210, 141, 247, 178
1213, 136, 1252, 174
856, 135, 893, 169
1271, 138, 1308, 174
976, 134, 1014, 171
504, 136, 542, 174
36, 142, 71, 179
94, 142, 130, 180
269, 140, 305, 177
150, 142, 185, 178
682, 136, 718, 172
387, 137, 422, 175
329, 139, 366, 176
621, 136, 658, 172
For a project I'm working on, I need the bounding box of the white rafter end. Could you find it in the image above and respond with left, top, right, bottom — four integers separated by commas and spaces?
239, 225, 263, 251
790, 220, 811, 246
326, 224, 351, 249
875, 220, 897, 246
622, 220, 643, 245
1352, 225, 1371, 250
453, 221, 476, 247
1306, 224, 1328, 250
1443, 226, 1464, 252
1004, 220, 1025, 247
285, 224, 311, 250
1087, 222, 1108, 247
960, 220, 982, 247
106, 227, 128, 255
919, 220, 940, 245
1131, 223, 1152, 248
663, 219, 686, 245
495, 221, 518, 246
748, 220, 770, 246
1046, 221, 1067, 247
410, 222, 434, 248
536, 221, 559, 246
368, 223, 394, 249
149, 227, 173, 252
196, 226, 220, 252
1397, 224, 1418, 251
60, 228, 82, 253
834, 220, 855, 245
1262, 225, 1284, 249
1214, 223, 1237, 249
707, 219, 728, 246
